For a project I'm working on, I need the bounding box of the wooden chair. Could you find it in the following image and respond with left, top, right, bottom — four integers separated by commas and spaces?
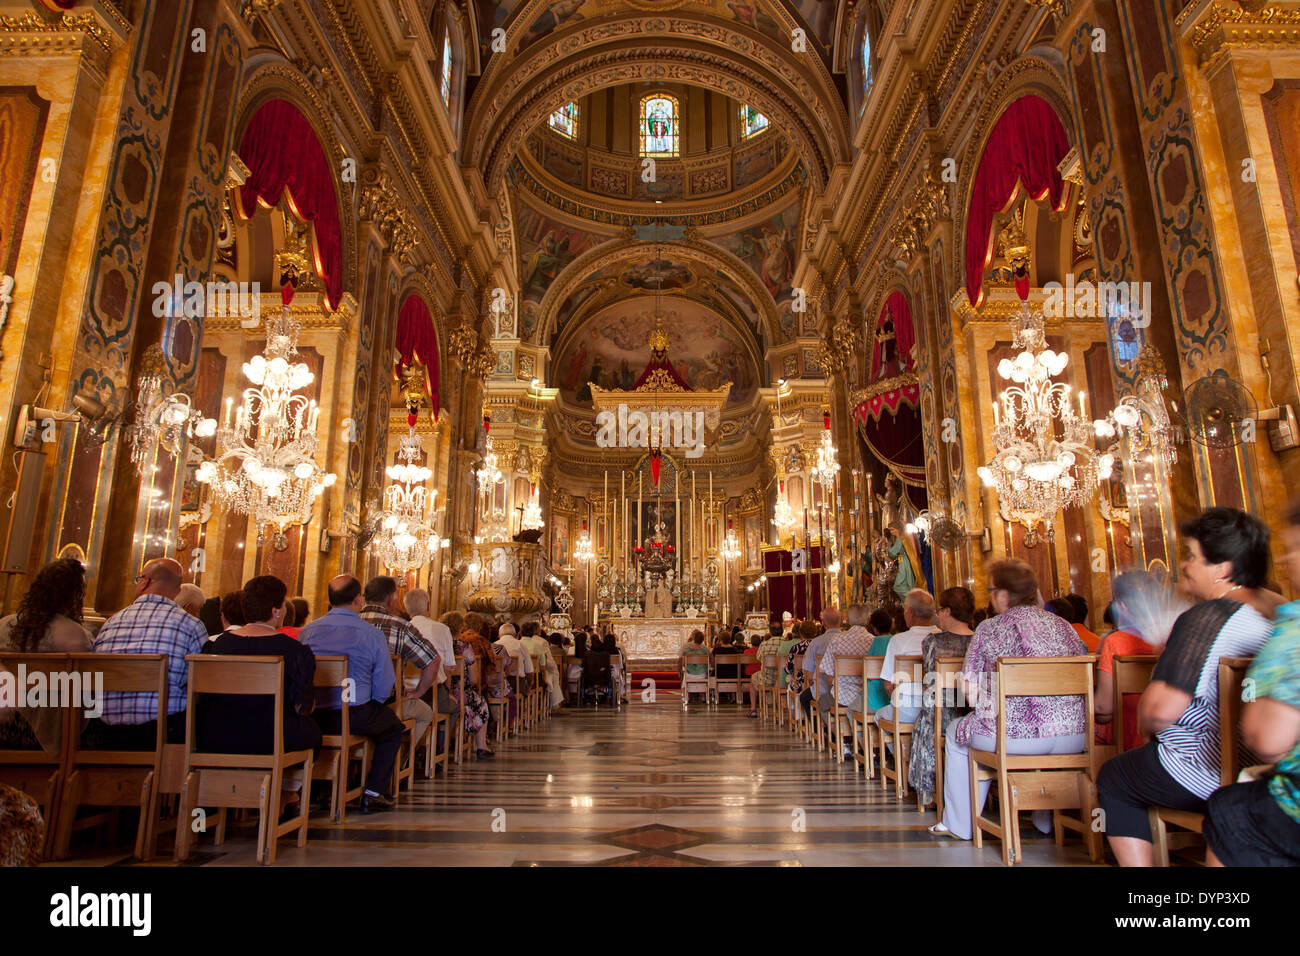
174, 655, 314, 865
829, 656, 865, 765
930, 657, 966, 821
0, 652, 74, 860
310, 656, 371, 823
848, 656, 887, 779
759, 654, 783, 724
399, 659, 447, 779
969, 655, 1097, 866
1112, 655, 1158, 755
447, 654, 468, 764
54, 653, 172, 861
787, 653, 805, 731
880, 655, 923, 799
486, 654, 509, 743
1150, 656, 1252, 867
680, 649, 712, 708
388, 654, 418, 797
713, 652, 746, 708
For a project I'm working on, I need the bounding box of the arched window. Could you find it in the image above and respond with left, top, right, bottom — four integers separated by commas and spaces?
640, 93, 680, 157
861, 23, 874, 99
739, 104, 768, 140
440, 27, 453, 106
549, 101, 579, 140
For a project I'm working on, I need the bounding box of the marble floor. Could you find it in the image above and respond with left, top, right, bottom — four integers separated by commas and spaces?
65, 695, 1104, 866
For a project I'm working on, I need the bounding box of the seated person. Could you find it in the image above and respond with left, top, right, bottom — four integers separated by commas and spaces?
0, 558, 93, 751
747, 629, 784, 718
681, 630, 710, 702
301, 575, 403, 813
1094, 570, 1168, 749
1204, 503, 1300, 866
933, 560, 1087, 840
1097, 508, 1274, 865
90, 558, 209, 748
908, 587, 977, 805
815, 605, 871, 733
876, 589, 941, 734
199, 575, 321, 755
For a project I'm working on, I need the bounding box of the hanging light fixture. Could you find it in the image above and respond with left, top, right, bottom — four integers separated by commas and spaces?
575, 519, 594, 562
196, 287, 335, 549
772, 479, 797, 534
521, 483, 544, 531
814, 410, 840, 486
475, 413, 502, 489
370, 421, 438, 572
720, 520, 741, 562
128, 345, 217, 477
976, 302, 1111, 545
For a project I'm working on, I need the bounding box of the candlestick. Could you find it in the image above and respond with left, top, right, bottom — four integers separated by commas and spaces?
993, 399, 1000, 427
1078, 390, 1087, 419
603, 469, 608, 558
692, 470, 696, 572
637, 471, 642, 553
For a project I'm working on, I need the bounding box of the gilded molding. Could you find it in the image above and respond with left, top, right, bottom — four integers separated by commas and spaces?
1182, 0, 1300, 67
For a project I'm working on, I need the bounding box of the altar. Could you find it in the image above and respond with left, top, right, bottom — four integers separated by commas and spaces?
602, 616, 715, 658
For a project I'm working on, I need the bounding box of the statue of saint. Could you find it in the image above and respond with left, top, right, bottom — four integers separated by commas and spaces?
875, 472, 905, 533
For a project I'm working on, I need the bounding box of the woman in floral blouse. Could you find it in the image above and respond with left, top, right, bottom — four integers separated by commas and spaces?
455, 612, 493, 758
908, 586, 977, 807
931, 559, 1087, 840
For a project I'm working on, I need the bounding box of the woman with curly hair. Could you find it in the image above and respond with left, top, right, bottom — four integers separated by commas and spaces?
0, 558, 93, 751
455, 612, 493, 758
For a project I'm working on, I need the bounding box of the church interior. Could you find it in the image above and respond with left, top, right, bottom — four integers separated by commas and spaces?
0, 0, 1299, 878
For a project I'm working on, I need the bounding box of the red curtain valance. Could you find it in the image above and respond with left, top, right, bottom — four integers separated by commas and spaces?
395, 294, 440, 418
238, 99, 344, 310
856, 290, 919, 420
964, 95, 1071, 308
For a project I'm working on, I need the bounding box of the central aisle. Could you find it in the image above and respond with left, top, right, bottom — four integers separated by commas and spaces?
192, 696, 1098, 866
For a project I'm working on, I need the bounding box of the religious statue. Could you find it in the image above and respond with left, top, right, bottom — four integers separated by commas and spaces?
645, 580, 674, 617
885, 525, 921, 604
875, 472, 905, 534
871, 534, 899, 609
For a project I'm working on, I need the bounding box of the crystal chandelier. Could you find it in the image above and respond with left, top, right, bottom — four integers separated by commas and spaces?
1093, 345, 1176, 470
976, 303, 1113, 543
475, 415, 502, 488
196, 301, 336, 548
574, 519, 594, 562
814, 413, 840, 486
370, 427, 438, 572
720, 520, 741, 562
772, 480, 797, 534
521, 484, 544, 531
128, 345, 218, 477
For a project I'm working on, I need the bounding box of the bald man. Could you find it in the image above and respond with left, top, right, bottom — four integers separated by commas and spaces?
301, 574, 404, 812
91, 558, 210, 747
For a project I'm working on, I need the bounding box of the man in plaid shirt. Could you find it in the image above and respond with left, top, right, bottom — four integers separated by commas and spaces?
749, 628, 786, 717
360, 575, 438, 749
92, 558, 209, 746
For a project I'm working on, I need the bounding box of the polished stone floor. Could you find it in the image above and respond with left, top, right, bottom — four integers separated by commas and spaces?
67, 695, 1103, 866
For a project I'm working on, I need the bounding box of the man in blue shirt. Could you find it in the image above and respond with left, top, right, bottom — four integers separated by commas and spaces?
302, 574, 403, 812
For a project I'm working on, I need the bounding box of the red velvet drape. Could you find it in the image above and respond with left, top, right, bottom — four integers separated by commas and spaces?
394, 294, 440, 418
964, 95, 1071, 308
238, 99, 344, 310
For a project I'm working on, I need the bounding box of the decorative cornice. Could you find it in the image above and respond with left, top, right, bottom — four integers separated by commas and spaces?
1181, 0, 1300, 68
0, 4, 131, 77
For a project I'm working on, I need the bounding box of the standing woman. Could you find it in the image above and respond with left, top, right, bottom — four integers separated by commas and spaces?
0, 558, 93, 751
909, 586, 977, 807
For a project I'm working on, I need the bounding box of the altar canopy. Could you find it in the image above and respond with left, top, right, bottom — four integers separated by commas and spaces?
853, 291, 926, 493
964, 94, 1071, 307
238, 99, 344, 310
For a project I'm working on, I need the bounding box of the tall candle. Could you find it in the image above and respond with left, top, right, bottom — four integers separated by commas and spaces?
692, 470, 696, 571
603, 469, 608, 557
637, 471, 642, 552
621, 470, 626, 573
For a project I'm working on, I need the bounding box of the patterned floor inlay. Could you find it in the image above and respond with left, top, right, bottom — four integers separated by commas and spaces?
67, 696, 1102, 866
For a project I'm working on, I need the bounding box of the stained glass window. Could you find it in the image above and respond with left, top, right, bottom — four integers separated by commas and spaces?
640, 93, 679, 157
862, 25, 873, 97
441, 28, 452, 106
739, 104, 768, 139
549, 101, 579, 140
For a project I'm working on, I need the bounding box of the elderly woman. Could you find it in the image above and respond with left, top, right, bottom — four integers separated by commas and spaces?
930, 560, 1088, 839
908, 586, 977, 807
1098, 507, 1275, 866
455, 612, 493, 759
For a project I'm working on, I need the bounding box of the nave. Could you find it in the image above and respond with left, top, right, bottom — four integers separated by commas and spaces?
51, 698, 1098, 868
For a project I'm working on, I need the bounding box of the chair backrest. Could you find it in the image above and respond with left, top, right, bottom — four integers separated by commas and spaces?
583, 651, 611, 684
930, 656, 966, 710
993, 655, 1096, 756
762, 654, 781, 684
0, 652, 78, 763
832, 655, 865, 680
312, 655, 352, 739
1217, 656, 1253, 786
1112, 654, 1157, 754
184, 655, 286, 756
65, 653, 169, 764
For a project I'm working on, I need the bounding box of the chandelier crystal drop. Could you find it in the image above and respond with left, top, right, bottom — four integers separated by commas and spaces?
370, 427, 438, 572
195, 303, 335, 546
976, 303, 1112, 537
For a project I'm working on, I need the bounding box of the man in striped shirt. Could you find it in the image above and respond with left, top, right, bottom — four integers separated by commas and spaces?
1098, 508, 1275, 866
